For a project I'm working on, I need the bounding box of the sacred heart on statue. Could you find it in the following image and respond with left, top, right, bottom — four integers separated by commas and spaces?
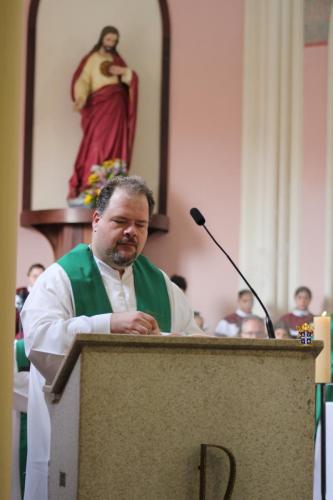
100, 60, 113, 77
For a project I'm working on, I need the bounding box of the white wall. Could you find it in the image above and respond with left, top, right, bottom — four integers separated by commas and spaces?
32, 0, 161, 209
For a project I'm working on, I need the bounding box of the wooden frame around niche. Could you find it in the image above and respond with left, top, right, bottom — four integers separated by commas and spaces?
21, 0, 170, 258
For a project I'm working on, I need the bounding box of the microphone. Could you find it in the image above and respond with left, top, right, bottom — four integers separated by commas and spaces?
190, 207, 275, 339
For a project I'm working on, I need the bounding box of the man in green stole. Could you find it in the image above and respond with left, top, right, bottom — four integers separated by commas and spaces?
21, 176, 202, 500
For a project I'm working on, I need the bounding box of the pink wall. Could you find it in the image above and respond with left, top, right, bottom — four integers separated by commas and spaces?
301, 44, 328, 314
15, 0, 54, 288
17, 0, 244, 332
16, 227, 54, 285
144, 0, 244, 330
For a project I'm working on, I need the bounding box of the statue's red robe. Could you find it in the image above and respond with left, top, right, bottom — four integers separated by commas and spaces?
68, 51, 138, 200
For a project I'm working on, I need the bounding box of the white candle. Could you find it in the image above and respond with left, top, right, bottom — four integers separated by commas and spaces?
314, 313, 331, 383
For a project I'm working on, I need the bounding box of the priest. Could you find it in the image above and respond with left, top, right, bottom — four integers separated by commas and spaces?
21, 175, 202, 500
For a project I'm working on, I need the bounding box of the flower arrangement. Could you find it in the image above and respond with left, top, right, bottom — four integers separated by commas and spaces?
83, 159, 127, 207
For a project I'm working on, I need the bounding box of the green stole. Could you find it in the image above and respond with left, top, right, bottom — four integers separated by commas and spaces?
315, 314, 333, 433
15, 339, 30, 500
58, 244, 171, 332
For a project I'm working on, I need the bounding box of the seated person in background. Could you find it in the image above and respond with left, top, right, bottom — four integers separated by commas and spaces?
275, 286, 313, 338
240, 315, 266, 339
15, 263, 45, 339
215, 289, 254, 337
274, 326, 291, 340
170, 274, 187, 293
170, 276, 205, 331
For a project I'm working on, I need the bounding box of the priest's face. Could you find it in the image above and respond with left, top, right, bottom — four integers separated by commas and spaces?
92, 188, 149, 270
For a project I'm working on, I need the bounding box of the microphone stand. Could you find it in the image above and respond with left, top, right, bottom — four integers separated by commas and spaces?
201, 223, 276, 339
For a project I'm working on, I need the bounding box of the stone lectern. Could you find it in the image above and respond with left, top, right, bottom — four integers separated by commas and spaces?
46, 335, 321, 500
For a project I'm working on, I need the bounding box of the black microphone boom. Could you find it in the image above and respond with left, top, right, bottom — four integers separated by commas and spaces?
190, 207, 275, 339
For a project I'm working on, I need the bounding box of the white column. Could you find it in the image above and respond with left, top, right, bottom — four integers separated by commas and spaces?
324, 6, 333, 311
240, 0, 303, 316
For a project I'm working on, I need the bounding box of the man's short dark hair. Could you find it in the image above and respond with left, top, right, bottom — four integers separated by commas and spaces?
96, 176, 155, 219
27, 263, 45, 276
170, 275, 187, 292
238, 289, 253, 299
294, 286, 312, 299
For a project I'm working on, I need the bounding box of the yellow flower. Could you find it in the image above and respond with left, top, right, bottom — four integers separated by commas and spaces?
88, 173, 99, 184
102, 160, 114, 167
83, 194, 93, 205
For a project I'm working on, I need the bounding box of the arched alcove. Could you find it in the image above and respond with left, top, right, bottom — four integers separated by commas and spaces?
21, 0, 170, 257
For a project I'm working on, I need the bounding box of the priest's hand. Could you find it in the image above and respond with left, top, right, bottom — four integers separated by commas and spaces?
110, 311, 161, 336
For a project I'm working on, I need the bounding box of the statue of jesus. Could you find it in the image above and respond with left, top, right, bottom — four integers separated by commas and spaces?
68, 26, 138, 206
